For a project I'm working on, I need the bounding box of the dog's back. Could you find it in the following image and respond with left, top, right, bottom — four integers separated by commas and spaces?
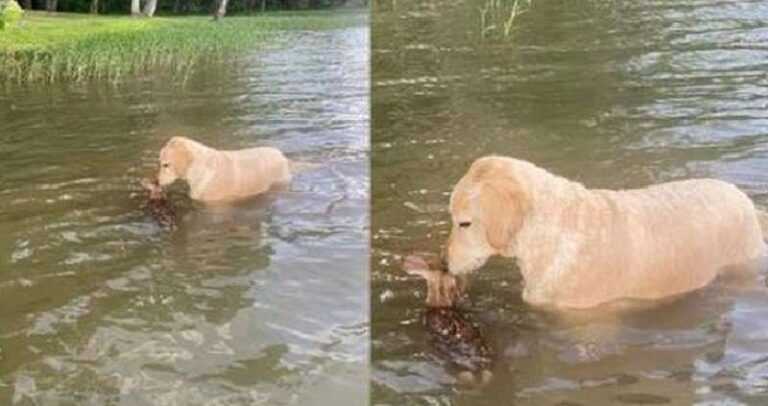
533, 178, 766, 307
211, 146, 292, 199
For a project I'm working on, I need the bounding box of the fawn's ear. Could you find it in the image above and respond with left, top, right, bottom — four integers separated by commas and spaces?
411, 268, 460, 308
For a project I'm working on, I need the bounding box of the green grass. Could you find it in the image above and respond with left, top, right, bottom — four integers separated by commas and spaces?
0, 10, 364, 84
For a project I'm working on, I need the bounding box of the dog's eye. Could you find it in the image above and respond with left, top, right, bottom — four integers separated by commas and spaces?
458, 221, 471, 228
162, 163, 170, 168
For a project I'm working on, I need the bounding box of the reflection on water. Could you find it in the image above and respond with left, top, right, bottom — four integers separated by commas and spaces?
372, 0, 768, 404
0, 19, 369, 405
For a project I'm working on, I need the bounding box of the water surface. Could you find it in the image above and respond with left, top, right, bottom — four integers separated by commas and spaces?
1, 19, 369, 405
372, 1, 768, 404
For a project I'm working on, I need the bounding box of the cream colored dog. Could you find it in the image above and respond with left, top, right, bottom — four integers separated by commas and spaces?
446, 156, 767, 309
157, 136, 292, 202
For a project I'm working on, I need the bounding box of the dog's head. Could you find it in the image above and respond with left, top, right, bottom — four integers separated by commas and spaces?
446, 157, 529, 275
157, 136, 193, 187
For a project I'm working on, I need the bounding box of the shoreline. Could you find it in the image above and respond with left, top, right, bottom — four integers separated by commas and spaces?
0, 10, 366, 84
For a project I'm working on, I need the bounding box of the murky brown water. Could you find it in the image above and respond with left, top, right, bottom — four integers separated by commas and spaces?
372, 0, 768, 404
0, 19, 369, 405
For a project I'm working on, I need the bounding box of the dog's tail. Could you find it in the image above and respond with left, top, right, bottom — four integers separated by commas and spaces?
757, 209, 768, 239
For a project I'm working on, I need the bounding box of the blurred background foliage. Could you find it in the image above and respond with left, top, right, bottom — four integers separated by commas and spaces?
16, 0, 363, 14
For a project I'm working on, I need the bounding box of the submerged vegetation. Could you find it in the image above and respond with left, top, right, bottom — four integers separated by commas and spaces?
0, 11, 363, 84
479, 0, 531, 39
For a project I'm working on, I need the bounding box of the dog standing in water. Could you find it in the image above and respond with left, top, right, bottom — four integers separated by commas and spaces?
157, 136, 292, 202
445, 156, 768, 309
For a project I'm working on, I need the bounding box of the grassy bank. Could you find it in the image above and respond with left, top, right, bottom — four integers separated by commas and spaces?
0, 11, 364, 84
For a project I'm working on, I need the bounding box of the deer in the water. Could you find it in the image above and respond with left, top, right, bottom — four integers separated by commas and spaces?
140, 178, 177, 230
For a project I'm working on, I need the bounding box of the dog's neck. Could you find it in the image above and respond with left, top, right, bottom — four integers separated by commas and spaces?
179, 137, 214, 158
504, 159, 588, 209
180, 140, 222, 200
501, 160, 591, 283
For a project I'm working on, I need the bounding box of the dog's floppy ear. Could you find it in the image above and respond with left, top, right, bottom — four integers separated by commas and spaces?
166, 137, 192, 175
475, 178, 528, 251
